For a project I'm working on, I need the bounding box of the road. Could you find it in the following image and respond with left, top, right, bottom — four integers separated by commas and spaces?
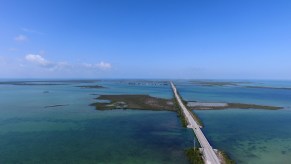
171, 82, 221, 164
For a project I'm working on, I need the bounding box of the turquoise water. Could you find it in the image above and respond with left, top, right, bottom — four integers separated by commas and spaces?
176, 80, 291, 164
197, 109, 291, 164
0, 81, 192, 164
1, 80, 291, 163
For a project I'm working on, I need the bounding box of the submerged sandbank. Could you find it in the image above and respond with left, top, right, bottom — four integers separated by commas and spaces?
187, 102, 282, 110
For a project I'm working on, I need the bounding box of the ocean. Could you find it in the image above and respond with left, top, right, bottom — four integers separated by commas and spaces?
0, 79, 290, 163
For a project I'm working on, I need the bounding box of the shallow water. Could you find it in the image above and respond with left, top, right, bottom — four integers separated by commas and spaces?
1, 80, 291, 163
176, 80, 291, 164
0, 81, 192, 164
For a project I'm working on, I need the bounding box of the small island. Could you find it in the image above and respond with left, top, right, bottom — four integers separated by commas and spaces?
245, 86, 291, 90
127, 81, 168, 86
190, 80, 291, 91
117, 80, 169, 86
76, 85, 106, 89
0, 81, 67, 86
187, 102, 282, 110
90, 94, 175, 111
0, 80, 102, 86
44, 104, 69, 108
191, 81, 248, 87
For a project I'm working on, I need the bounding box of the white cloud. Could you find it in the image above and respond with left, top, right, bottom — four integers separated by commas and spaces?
25, 54, 51, 67
14, 34, 28, 42
83, 61, 112, 70
25, 54, 67, 71
97, 61, 112, 70
25, 54, 112, 71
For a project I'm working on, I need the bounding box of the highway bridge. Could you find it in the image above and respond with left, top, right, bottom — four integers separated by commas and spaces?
171, 82, 220, 164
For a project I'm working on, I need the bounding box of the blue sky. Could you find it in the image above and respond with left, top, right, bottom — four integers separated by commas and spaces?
0, 0, 291, 79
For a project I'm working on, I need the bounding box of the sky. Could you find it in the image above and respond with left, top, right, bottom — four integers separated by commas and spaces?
0, 0, 291, 79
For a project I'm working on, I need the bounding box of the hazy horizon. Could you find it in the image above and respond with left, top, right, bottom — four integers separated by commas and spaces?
1, 78, 291, 81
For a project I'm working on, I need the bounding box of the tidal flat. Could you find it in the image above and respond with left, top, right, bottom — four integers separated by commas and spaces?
187, 102, 282, 110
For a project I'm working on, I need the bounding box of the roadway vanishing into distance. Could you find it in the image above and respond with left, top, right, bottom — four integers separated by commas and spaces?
171, 82, 221, 164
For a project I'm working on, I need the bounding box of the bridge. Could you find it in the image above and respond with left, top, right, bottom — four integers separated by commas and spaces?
171, 82, 221, 164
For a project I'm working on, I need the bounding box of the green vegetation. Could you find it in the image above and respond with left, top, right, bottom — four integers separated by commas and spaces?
176, 91, 188, 105
189, 110, 204, 127
185, 148, 204, 164
177, 92, 203, 127
219, 151, 235, 164
91, 95, 176, 111
173, 98, 187, 127
174, 87, 203, 127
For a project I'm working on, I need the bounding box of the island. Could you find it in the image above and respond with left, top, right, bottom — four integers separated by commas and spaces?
44, 104, 69, 108
190, 80, 291, 91
0, 80, 101, 86
90, 94, 175, 111
117, 80, 169, 86
0, 81, 67, 86
191, 81, 249, 87
76, 85, 106, 89
91, 94, 282, 111
245, 86, 291, 90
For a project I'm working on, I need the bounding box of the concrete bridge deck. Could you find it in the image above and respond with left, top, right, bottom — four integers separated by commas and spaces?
171, 82, 220, 164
